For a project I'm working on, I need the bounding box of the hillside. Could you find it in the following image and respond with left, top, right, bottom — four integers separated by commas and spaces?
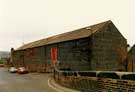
0, 51, 10, 58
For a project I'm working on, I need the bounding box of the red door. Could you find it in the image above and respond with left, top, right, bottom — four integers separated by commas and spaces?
51, 48, 57, 63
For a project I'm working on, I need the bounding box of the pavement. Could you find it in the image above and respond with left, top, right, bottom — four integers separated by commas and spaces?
0, 68, 79, 92
48, 77, 80, 92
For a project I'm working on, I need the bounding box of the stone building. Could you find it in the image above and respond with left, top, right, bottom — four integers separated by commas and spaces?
11, 20, 127, 72
128, 45, 135, 72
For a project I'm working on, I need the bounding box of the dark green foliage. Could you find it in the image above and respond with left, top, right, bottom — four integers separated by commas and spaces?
122, 74, 135, 81
97, 72, 120, 79
0, 60, 3, 64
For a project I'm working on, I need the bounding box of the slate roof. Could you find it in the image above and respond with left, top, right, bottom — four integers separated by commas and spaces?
16, 20, 112, 50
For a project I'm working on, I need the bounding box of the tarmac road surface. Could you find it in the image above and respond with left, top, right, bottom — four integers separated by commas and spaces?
0, 68, 56, 92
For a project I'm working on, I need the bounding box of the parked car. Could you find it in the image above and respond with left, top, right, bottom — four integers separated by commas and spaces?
0, 64, 4, 67
9, 67, 17, 73
17, 67, 28, 74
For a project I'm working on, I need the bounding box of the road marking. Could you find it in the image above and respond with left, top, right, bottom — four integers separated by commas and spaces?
48, 78, 64, 92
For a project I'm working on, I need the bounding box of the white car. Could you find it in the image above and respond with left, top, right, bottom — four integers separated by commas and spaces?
9, 67, 17, 73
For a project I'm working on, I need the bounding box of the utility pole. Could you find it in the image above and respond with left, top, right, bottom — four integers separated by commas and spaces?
22, 33, 25, 45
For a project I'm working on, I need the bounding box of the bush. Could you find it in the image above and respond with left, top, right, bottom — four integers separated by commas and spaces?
0, 60, 4, 64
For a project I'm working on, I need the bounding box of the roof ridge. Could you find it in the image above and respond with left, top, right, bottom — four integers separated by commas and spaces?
16, 20, 111, 50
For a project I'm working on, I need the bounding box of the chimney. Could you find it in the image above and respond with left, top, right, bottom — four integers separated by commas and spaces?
10, 48, 14, 63
127, 44, 131, 51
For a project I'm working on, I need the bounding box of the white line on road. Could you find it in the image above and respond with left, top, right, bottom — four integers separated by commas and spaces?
48, 78, 64, 92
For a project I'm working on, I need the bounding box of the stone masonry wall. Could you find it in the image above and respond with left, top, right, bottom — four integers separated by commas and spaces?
91, 23, 127, 71
54, 74, 135, 92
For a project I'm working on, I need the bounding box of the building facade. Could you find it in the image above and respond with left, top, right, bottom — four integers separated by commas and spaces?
11, 20, 127, 72
128, 45, 135, 72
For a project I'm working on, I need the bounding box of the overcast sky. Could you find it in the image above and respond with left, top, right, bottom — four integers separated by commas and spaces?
0, 0, 134, 51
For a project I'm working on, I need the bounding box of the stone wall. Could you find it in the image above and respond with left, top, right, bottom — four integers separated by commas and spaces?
91, 23, 127, 71
128, 46, 135, 72
54, 71, 135, 92
55, 76, 135, 92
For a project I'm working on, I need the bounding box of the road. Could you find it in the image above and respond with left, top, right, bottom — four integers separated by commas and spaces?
0, 68, 56, 92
